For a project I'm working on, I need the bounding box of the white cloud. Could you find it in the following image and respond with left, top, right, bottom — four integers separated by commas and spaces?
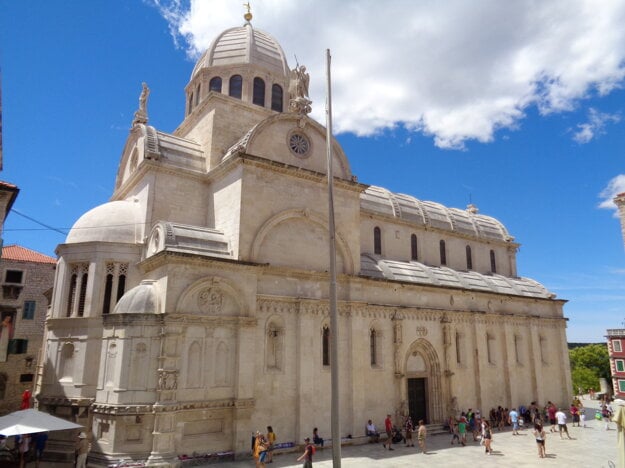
573, 108, 621, 143
148, 0, 625, 149
599, 174, 625, 212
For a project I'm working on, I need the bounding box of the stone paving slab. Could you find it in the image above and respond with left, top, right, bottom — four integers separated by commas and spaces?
201, 398, 621, 468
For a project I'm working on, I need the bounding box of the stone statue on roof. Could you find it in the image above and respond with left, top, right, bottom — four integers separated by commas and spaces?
289, 64, 312, 115
133, 82, 150, 126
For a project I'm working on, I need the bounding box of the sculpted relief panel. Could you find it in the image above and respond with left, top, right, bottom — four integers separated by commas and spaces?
176, 278, 244, 317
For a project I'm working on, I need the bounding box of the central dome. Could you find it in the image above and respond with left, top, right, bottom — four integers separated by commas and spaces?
191, 23, 289, 79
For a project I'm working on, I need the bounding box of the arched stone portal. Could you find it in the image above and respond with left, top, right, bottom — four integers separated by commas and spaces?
403, 338, 444, 424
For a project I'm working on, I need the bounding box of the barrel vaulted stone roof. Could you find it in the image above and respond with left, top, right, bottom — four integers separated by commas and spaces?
360, 254, 553, 299
361, 185, 514, 242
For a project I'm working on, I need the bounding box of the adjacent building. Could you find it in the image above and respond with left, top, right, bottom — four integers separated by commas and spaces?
0, 244, 55, 414
37, 14, 571, 466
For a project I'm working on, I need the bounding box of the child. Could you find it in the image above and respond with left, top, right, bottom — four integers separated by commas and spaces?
533, 422, 546, 458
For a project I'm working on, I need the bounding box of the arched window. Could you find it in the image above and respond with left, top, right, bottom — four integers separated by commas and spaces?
514, 335, 522, 364
266, 320, 284, 371
253, 77, 265, 106
490, 249, 497, 273
374, 227, 382, 255
215, 342, 230, 385
209, 77, 222, 93
411, 234, 418, 261
486, 333, 495, 365
102, 263, 127, 315
60, 343, 75, 382
229, 75, 242, 99
66, 274, 77, 317
455, 332, 465, 365
440, 240, 447, 265
322, 326, 330, 366
77, 273, 88, 317
188, 92, 194, 114
466, 245, 473, 270
195, 84, 201, 105
187, 341, 202, 388
271, 84, 283, 111
370, 329, 377, 366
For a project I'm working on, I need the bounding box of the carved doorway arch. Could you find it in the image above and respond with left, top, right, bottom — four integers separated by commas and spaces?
403, 338, 444, 424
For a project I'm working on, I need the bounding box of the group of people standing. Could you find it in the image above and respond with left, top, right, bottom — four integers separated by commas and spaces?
373, 413, 427, 453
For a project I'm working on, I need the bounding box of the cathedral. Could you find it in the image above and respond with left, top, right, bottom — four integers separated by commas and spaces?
36, 13, 571, 466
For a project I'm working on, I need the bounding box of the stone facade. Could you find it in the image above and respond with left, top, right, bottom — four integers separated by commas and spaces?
0, 245, 55, 414
37, 18, 571, 466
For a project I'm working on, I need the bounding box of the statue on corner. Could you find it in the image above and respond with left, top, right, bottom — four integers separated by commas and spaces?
133, 82, 150, 126
288, 64, 312, 115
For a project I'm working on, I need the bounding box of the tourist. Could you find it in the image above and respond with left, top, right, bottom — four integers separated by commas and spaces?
570, 403, 580, 427
18, 434, 30, 468
296, 437, 314, 468
450, 418, 460, 445
483, 420, 493, 455
75, 432, 89, 468
366, 419, 380, 443
404, 415, 414, 447
417, 420, 427, 454
580, 408, 586, 428
34, 432, 48, 468
253, 432, 268, 468
508, 407, 520, 435
555, 408, 572, 439
312, 427, 324, 447
266, 426, 276, 463
533, 422, 546, 458
547, 401, 557, 433
602, 403, 613, 430
458, 412, 468, 446
382, 414, 394, 450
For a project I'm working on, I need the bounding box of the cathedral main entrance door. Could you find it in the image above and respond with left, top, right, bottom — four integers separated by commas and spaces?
407, 377, 427, 423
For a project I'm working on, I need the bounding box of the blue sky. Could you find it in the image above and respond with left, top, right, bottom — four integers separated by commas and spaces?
2, 1, 625, 342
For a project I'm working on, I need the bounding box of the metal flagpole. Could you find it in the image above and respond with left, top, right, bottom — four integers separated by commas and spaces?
325, 48, 341, 467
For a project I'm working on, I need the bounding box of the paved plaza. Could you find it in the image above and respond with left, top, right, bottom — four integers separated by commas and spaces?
207, 398, 622, 468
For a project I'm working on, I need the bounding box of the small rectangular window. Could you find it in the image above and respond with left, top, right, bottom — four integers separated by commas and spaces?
23, 301, 36, 320
5, 270, 23, 284
614, 340, 622, 353
8, 339, 28, 354
619, 380, 625, 392
19, 374, 34, 383
616, 360, 625, 373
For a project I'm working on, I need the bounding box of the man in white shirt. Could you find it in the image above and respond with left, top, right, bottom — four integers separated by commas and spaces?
366, 419, 380, 443
555, 408, 572, 439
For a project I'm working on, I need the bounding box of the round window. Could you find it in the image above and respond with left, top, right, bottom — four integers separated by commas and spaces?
288, 132, 311, 157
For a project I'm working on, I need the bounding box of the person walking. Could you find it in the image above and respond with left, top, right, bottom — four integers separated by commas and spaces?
458, 413, 468, 446
555, 408, 572, 440
266, 426, 276, 463
509, 408, 520, 435
533, 422, 546, 458
483, 420, 493, 455
75, 432, 89, 468
417, 420, 427, 454
547, 402, 557, 433
404, 416, 414, 447
296, 437, 314, 468
382, 414, 394, 450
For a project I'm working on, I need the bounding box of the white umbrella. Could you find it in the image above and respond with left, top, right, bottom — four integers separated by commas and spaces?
0, 409, 83, 436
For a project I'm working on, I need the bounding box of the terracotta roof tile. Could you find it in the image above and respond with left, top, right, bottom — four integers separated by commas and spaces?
1, 245, 56, 264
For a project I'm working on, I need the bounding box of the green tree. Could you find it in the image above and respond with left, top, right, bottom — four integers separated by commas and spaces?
569, 344, 610, 393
